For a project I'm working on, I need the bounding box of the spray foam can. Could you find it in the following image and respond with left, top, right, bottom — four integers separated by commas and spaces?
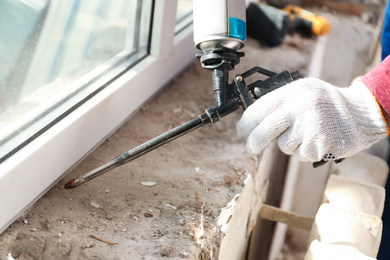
193, 0, 247, 53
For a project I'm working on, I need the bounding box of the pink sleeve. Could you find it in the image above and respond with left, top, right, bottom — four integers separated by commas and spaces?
362, 56, 390, 116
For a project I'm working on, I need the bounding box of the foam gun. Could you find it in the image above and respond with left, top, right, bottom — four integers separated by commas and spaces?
64, 0, 300, 189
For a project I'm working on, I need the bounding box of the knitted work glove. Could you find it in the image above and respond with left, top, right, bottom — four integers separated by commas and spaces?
236, 78, 389, 162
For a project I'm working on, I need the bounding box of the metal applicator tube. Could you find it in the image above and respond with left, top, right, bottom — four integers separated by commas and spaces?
64, 101, 240, 189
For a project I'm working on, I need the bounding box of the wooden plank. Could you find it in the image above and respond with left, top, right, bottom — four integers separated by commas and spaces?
259, 204, 314, 231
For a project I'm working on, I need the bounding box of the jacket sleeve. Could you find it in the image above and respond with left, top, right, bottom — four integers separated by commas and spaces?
362, 55, 390, 117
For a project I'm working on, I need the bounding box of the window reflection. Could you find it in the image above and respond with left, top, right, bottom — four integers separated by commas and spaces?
176, 0, 192, 34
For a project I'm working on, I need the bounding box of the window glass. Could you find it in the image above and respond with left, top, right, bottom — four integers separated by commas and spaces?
175, 0, 192, 34
0, 0, 153, 161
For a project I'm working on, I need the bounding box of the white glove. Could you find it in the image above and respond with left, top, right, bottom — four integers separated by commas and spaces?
236, 78, 389, 162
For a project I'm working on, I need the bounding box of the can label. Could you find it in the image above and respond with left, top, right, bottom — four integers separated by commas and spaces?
227, 0, 246, 41
228, 17, 246, 42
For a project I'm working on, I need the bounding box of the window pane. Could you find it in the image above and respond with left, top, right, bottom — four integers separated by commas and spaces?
175, 0, 192, 34
0, 0, 153, 161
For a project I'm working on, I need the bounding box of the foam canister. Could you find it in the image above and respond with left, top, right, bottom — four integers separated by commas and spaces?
193, 0, 246, 52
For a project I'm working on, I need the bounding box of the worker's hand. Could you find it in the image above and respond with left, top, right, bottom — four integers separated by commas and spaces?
236, 78, 389, 162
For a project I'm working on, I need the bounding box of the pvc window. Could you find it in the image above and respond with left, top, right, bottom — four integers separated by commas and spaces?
0, 0, 198, 234
0, 0, 153, 162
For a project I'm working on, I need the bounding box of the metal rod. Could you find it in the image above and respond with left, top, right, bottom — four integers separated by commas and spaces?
64, 114, 208, 189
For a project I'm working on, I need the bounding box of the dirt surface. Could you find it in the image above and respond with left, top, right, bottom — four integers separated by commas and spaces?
0, 32, 316, 260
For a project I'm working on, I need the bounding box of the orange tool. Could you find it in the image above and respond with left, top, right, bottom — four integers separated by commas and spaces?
283, 5, 331, 36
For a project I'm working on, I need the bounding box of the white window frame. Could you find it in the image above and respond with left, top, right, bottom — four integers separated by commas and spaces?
0, 0, 197, 233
